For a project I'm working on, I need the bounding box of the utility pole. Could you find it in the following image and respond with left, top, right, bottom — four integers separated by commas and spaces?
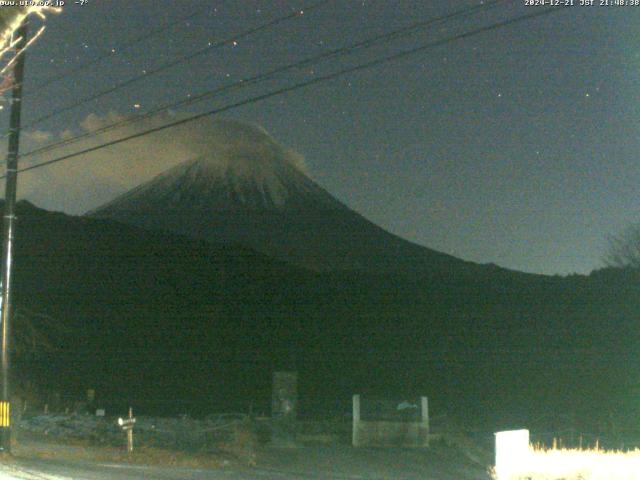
0, 20, 29, 453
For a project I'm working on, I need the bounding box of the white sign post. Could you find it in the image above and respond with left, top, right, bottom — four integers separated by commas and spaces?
117, 407, 136, 454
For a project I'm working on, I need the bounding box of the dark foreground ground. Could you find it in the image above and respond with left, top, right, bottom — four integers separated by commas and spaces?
0, 437, 492, 480
0, 412, 494, 479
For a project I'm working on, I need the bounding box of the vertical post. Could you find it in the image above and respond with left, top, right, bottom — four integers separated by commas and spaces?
271, 371, 297, 421
270, 371, 298, 446
127, 407, 133, 453
352, 394, 360, 447
421, 396, 429, 447
420, 396, 429, 429
0, 21, 28, 454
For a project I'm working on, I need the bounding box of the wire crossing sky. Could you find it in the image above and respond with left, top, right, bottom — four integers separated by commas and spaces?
18, 0, 510, 161
20, 0, 330, 131
12, 5, 568, 176
5, 0, 639, 276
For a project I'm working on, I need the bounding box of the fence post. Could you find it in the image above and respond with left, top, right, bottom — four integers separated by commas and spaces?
352, 394, 360, 447
421, 396, 429, 447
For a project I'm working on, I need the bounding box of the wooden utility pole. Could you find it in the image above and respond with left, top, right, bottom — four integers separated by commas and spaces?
0, 20, 29, 453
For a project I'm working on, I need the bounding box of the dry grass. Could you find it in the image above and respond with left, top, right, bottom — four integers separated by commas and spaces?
215, 421, 257, 466
11, 430, 231, 469
297, 432, 339, 445
11, 415, 264, 468
492, 445, 640, 480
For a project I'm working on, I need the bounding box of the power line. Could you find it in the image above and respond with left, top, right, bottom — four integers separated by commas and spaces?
18, 0, 329, 132
8, 5, 569, 179
29, 1, 212, 92
16, 4, 567, 175
20, 0, 510, 160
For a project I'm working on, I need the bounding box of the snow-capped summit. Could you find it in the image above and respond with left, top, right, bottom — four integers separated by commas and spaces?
89, 119, 476, 274
94, 119, 344, 213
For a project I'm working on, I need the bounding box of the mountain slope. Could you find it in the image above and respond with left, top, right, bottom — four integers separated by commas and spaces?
89, 119, 484, 274
5, 201, 637, 431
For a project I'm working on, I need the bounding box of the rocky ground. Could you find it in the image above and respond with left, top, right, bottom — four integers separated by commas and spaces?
7, 412, 494, 479
18, 411, 249, 450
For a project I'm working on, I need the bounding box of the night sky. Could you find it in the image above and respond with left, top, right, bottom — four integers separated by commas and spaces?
3, 0, 639, 275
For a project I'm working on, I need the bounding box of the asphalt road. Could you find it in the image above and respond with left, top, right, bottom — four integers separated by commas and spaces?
0, 443, 492, 479
0, 452, 488, 480
0, 458, 311, 480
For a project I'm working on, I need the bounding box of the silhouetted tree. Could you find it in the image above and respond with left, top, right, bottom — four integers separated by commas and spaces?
604, 223, 640, 269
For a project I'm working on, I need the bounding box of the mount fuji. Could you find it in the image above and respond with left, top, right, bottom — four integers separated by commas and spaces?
89, 120, 489, 274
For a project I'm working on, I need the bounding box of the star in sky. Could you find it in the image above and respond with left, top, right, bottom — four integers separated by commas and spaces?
12, 1, 640, 275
